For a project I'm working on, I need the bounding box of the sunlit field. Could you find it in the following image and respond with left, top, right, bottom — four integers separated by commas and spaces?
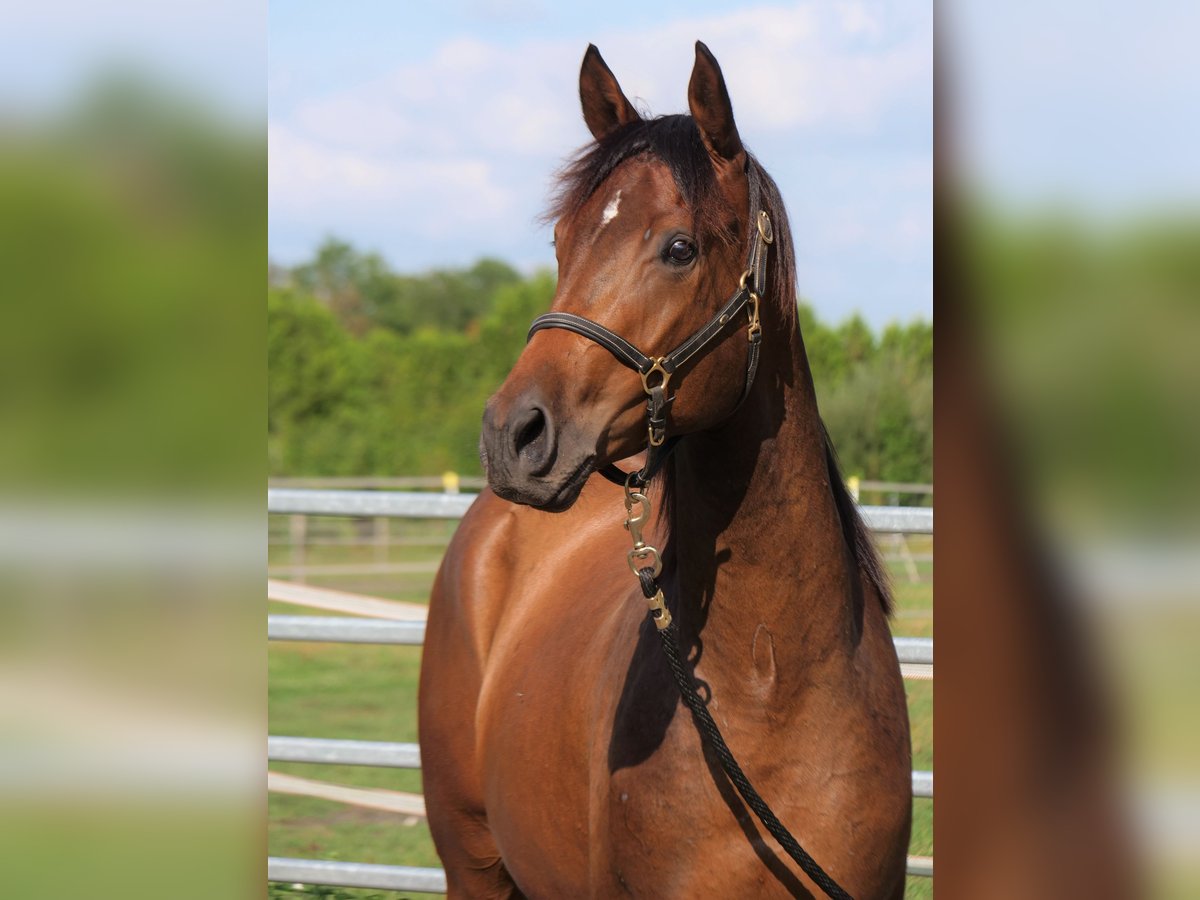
267, 512, 933, 899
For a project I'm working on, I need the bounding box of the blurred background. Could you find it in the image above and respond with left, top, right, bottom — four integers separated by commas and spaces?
938, 2, 1200, 898
1, 2, 264, 899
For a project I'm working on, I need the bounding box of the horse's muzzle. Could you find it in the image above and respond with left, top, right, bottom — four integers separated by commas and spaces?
480, 391, 592, 511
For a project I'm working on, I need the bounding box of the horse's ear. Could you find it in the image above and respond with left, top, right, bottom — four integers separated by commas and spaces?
688, 41, 744, 165
579, 44, 640, 141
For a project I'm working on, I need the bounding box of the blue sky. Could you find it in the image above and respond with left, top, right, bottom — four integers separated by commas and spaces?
269, 1, 933, 330
1, 1, 264, 119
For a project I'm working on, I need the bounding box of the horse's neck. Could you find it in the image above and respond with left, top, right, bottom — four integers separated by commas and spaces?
666, 324, 863, 688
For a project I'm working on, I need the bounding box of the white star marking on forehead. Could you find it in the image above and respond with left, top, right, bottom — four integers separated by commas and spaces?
600, 191, 622, 228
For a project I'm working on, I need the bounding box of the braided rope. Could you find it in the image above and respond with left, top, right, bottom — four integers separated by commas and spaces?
636, 567, 853, 900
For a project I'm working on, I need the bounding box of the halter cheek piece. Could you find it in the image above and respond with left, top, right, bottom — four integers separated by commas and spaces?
527, 169, 773, 490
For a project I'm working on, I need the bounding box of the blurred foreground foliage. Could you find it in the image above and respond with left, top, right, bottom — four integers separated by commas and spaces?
0, 72, 263, 496
268, 240, 934, 485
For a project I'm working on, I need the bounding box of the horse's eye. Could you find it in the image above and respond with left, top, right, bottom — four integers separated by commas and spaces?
666, 238, 696, 265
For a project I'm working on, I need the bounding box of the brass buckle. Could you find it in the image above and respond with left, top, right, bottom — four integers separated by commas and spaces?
639, 357, 671, 397
641, 358, 670, 447
757, 210, 774, 244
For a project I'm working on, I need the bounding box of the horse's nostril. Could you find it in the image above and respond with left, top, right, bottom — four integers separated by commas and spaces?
514, 407, 548, 461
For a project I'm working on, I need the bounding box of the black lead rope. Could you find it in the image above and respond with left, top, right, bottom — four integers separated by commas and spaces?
636, 568, 853, 900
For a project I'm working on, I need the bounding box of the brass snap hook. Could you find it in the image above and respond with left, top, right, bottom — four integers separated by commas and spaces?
622, 474, 661, 576
622, 489, 651, 549
746, 291, 762, 341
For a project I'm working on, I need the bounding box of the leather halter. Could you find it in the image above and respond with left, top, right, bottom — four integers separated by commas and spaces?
527, 166, 773, 489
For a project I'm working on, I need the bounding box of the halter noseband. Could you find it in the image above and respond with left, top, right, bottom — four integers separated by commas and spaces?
527, 167, 773, 489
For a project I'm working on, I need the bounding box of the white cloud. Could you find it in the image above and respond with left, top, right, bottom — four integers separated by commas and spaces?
272, 1, 929, 176
284, 35, 578, 160
581, 2, 929, 132
268, 123, 514, 237
835, 0, 883, 39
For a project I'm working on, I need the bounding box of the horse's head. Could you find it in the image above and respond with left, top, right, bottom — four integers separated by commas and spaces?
482, 42, 766, 511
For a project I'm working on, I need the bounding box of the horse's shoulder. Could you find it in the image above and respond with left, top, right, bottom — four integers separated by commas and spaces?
447, 488, 539, 571
436, 488, 519, 600
434, 481, 632, 649
453, 479, 625, 566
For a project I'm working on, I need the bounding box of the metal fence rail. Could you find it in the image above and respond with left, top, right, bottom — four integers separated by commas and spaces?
267, 488, 934, 889
892, 636, 933, 666
267, 735, 933, 799
268, 614, 426, 645
267, 613, 929, 662
268, 858, 448, 893
269, 855, 931, 890
269, 736, 423, 768
268, 488, 474, 519
267, 489, 933, 534
911, 769, 933, 799
907, 856, 934, 878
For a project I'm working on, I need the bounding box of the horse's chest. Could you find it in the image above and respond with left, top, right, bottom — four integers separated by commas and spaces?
596, 719, 794, 896
600, 679, 763, 859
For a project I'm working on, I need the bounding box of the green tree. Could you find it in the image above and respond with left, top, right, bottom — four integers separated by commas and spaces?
817, 318, 932, 487
267, 241, 930, 485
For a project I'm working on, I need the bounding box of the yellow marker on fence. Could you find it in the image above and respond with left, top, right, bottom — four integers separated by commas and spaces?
442, 471, 460, 494
847, 475, 860, 502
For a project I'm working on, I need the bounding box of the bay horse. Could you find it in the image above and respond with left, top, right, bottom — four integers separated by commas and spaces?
419, 42, 911, 898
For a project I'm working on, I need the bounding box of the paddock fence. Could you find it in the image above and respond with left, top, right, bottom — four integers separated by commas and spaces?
268, 480, 932, 586
267, 488, 934, 892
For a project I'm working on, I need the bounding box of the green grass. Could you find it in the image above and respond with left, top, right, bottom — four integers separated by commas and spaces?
268, 638, 439, 900
892, 536, 933, 899
906, 678, 933, 899
268, 517, 933, 896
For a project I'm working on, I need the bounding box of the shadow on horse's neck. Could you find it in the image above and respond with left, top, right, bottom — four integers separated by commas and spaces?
661, 304, 867, 681
606, 305, 868, 778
